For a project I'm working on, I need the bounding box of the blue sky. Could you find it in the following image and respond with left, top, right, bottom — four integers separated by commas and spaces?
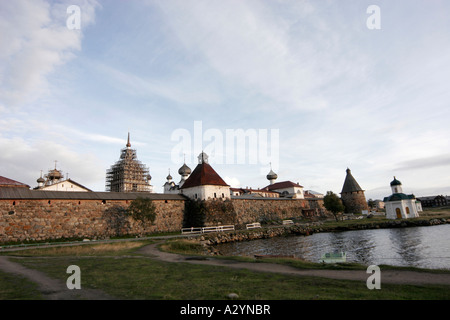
1, 0, 450, 199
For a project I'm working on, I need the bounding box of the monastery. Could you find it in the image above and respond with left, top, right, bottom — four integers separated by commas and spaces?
0, 133, 417, 244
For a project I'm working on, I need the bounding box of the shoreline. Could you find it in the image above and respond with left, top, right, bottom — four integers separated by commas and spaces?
199, 216, 450, 249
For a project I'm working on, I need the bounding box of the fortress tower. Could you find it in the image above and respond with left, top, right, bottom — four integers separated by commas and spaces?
340, 168, 369, 214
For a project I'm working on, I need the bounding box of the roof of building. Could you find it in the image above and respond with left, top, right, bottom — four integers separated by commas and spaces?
230, 195, 297, 200
180, 162, 229, 189
0, 187, 186, 201
230, 187, 280, 194
341, 168, 364, 193
262, 181, 303, 191
39, 179, 93, 192
417, 195, 450, 201
0, 176, 30, 188
304, 190, 324, 198
383, 193, 416, 202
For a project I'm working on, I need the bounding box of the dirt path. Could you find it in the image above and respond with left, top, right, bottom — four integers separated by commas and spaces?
137, 243, 450, 286
0, 256, 115, 300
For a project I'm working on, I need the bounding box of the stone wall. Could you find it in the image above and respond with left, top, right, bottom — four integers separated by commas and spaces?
201, 198, 329, 228
0, 198, 185, 243
0, 195, 329, 244
341, 191, 369, 214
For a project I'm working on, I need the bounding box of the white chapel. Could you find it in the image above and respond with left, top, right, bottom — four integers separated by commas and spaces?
383, 177, 422, 219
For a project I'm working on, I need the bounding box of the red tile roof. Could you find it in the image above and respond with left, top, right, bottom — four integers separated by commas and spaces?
0, 176, 30, 188
230, 187, 279, 194
180, 162, 229, 189
262, 181, 303, 191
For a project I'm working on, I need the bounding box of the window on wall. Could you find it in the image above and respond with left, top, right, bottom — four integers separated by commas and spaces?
214, 193, 217, 198
406, 207, 410, 214
195, 194, 198, 199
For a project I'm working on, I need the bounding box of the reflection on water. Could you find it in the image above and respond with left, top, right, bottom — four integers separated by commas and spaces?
217, 224, 450, 269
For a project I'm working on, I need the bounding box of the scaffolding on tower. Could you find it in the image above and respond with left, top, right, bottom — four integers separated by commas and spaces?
105, 134, 153, 193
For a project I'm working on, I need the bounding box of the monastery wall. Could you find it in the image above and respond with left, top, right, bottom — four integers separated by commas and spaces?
0, 198, 185, 243
0, 196, 328, 244
202, 198, 329, 228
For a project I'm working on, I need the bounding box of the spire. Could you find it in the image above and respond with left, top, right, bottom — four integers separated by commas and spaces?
126, 132, 131, 148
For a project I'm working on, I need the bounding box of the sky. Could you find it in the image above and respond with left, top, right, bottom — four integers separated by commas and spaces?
1, 0, 450, 199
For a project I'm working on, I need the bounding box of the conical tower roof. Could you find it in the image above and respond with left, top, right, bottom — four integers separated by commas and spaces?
341, 168, 364, 193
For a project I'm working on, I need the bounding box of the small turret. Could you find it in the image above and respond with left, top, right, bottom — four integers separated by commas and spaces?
390, 176, 403, 194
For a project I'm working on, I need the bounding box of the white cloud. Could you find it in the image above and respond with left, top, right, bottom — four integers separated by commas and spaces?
0, 135, 104, 190
0, 0, 99, 107
93, 62, 222, 106
224, 176, 241, 188
152, 0, 369, 112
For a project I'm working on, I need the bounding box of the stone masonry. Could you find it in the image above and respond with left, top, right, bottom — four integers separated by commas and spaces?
0, 198, 185, 243
0, 195, 329, 243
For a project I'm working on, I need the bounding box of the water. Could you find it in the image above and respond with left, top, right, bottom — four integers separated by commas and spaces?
216, 224, 450, 270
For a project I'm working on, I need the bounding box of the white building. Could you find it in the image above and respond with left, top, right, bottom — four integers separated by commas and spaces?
163, 162, 192, 194
35, 166, 92, 192
261, 168, 305, 199
179, 152, 230, 201
383, 177, 421, 219
163, 170, 178, 194
37, 178, 92, 192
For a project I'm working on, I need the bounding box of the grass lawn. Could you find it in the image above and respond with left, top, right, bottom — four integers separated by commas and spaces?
10, 256, 450, 300
0, 269, 42, 300
2, 241, 450, 300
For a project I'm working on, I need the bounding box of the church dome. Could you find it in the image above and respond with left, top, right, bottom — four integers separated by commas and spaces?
178, 163, 191, 176
266, 169, 278, 180
37, 177, 45, 183
47, 169, 62, 180
390, 176, 402, 186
